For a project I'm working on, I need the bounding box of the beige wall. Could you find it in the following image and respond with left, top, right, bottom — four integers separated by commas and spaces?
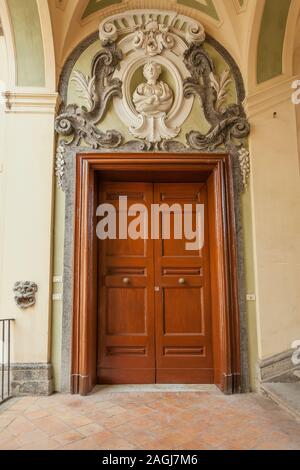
0, 91, 57, 363
248, 92, 300, 360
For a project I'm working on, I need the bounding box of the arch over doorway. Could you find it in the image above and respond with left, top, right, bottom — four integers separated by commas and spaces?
55, 10, 251, 395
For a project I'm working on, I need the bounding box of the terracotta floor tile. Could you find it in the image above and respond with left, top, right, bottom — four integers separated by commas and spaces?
1, 390, 300, 450
53, 430, 83, 445
60, 414, 93, 428
92, 429, 115, 445
78, 422, 105, 436
6, 416, 36, 437
102, 412, 135, 429
0, 436, 22, 450
17, 429, 49, 446
176, 440, 216, 450
61, 436, 99, 451
24, 409, 51, 421
0, 429, 14, 444
252, 439, 292, 450
34, 416, 71, 436
93, 400, 116, 410
197, 429, 229, 447
0, 415, 16, 429
97, 437, 136, 450
100, 405, 128, 417
124, 430, 158, 447
18, 438, 60, 450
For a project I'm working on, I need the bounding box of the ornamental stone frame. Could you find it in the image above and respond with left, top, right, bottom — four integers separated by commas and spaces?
55, 11, 250, 393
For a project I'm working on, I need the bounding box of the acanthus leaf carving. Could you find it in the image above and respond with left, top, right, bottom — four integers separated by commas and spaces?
55, 41, 124, 148
209, 70, 232, 113
71, 71, 96, 112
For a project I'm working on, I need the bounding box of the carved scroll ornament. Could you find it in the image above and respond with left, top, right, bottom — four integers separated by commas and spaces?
183, 42, 250, 152
55, 42, 123, 149
55, 12, 250, 190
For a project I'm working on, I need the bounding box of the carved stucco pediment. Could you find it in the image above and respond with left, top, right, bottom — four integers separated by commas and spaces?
55, 10, 250, 191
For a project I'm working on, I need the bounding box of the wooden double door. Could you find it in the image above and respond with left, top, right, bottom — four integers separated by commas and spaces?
97, 181, 214, 384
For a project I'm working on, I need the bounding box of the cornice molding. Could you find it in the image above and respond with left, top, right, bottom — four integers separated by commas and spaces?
245, 75, 300, 118
2, 92, 59, 114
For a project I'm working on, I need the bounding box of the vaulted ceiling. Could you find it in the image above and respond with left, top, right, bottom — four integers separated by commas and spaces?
0, 0, 299, 92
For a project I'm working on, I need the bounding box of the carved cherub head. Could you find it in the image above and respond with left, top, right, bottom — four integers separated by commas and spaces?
143, 61, 162, 84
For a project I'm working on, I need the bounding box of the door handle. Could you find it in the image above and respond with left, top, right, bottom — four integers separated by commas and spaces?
122, 277, 130, 285
178, 278, 186, 285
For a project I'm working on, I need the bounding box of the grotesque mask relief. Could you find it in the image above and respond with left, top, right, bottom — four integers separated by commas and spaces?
13, 281, 38, 309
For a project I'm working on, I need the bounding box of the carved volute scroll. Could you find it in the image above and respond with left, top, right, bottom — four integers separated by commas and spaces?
183, 42, 250, 152
55, 41, 123, 148
55, 10, 250, 191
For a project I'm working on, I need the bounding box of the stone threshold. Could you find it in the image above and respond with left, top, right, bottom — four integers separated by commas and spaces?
92, 384, 221, 393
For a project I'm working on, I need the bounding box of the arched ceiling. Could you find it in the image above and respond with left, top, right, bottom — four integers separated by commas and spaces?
7, 0, 45, 87
81, 0, 220, 21
293, 11, 300, 74
257, 0, 291, 84
49, 0, 257, 74
0, 0, 299, 91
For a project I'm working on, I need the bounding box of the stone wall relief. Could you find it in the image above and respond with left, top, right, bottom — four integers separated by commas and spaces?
131, 61, 177, 143
55, 10, 250, 190
13, 281, 38, 309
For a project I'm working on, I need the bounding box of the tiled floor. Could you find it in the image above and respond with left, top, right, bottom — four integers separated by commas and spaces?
0, 388, 300, 450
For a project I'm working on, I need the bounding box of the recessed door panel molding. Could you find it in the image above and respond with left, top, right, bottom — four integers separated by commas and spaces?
97, 182, 155, 384
154, 183, 213, 383
97, 181, 214, 385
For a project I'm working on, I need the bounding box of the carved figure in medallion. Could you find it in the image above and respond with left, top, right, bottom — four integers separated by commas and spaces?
132, 61, 173, 116
130, 61, 178, 143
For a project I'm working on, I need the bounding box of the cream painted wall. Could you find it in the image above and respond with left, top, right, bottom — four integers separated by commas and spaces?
0, 102, 56, 363
249, 97, 300, 360
0, 36, 8, 330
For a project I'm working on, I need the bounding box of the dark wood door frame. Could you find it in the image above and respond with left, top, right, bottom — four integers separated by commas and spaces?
71, 152, 241, 395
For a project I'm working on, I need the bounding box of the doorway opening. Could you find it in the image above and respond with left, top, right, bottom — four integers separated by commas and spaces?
71, 153, 241, 395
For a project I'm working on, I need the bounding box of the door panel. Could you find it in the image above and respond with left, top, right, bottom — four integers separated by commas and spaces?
97, 181, 213, 384
97, 182, 155, 383
154, 183, 213, 383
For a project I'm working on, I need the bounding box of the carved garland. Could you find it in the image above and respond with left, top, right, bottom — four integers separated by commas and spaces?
55, 12, 250, 190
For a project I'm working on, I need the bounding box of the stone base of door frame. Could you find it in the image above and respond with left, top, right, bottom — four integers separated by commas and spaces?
10, 363, 54, 396
257, 349, 297, 384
